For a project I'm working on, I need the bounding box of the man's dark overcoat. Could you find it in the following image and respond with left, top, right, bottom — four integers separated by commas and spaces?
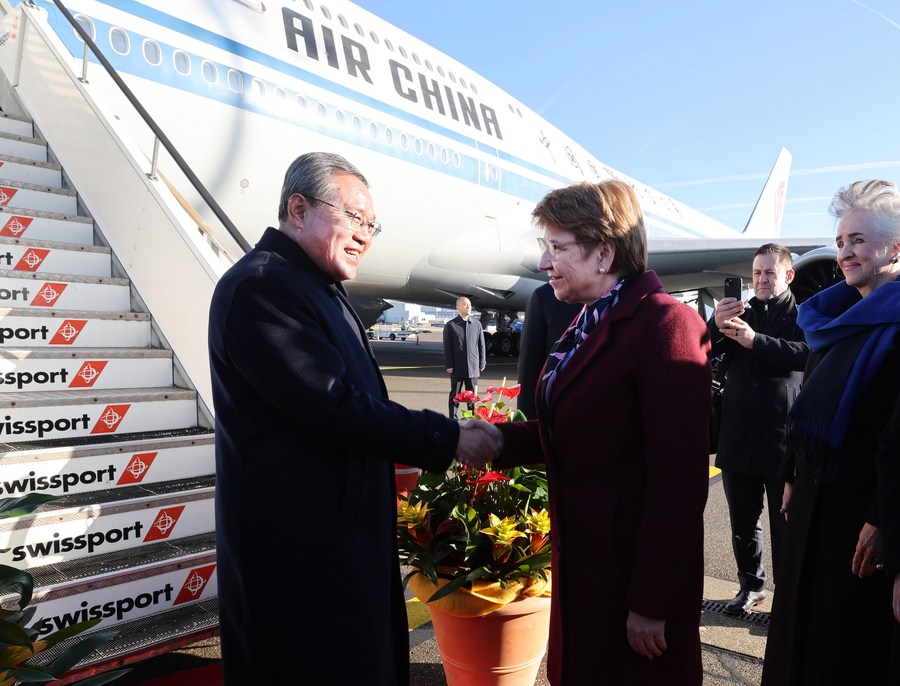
442, 314, 486, 379
209, 228, 458, 685
496, 271, 711, 685
710, 290, 808, 476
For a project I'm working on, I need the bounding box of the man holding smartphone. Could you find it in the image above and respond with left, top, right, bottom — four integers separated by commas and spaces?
710, 243, 809, 615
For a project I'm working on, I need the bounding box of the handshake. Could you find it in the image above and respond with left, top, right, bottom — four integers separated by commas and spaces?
455, 420, 503, 469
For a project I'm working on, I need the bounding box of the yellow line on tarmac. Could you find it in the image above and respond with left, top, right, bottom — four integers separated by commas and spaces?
406, 597, 431, 631
709, 466, 721, 478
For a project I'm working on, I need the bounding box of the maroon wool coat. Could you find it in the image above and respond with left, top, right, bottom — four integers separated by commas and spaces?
497, 270, 711, 685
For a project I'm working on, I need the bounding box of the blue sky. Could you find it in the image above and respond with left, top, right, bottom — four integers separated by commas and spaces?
353, 0, 900, 239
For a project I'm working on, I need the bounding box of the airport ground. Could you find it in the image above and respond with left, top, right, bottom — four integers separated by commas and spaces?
117, 333, 772, 685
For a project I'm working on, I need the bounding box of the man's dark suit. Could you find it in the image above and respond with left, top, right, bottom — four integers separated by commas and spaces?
442, 314, 486, 418
209, 228, 458, 684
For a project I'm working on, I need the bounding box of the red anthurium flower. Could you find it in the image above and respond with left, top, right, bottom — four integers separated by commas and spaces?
452, 390, 481, 404
475, 406, 509, 424
491, 384, 521, 399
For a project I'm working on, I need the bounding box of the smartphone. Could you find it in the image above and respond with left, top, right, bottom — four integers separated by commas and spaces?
724, 277, 743, 301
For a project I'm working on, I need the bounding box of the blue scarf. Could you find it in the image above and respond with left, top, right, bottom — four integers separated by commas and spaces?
790, 278, 900, 449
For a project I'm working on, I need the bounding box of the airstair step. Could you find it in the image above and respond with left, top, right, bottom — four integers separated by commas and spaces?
0, 482, 214, 569
0, 386, 198, 444
0, 236, 110, 276
0, 113, 34, 138
0, 271, 129, 311
0, 433, 213, 499
0, 154, 61, 186
0, 180, 76, 214
0, 348, 173, 392
0, 206, 93, 244
0, 130, 47, 162
0, 309, 151, 348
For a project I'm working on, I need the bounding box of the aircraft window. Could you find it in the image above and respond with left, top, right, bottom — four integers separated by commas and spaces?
320, 5, 331, 20
251, 78, 265, 98
142, 39, 162, 66
400, 132, 408, 150
334, 109, 345, 126
109, 27, 130, 55
227, 69, 243, 92
384, 39, 393, 51
437, 66, 445, 77
296, 95, 308, 110
316, 103, 327, 119
452, 152, 461, 168
440, 148, 449, 164
369, 122, 378, 139
338, 14, 348, 28
369, 31, 379, 45
471, 83, 478, 95
399, 46, 407, 58
460, 77, 467, 89
173, 50, 191, 76
274, 87, 287, 102
384, 127, 394, 145
352, 116, 362, 133
412, 53, 421, 65
425, 59, 433, 71
516, 107, 522, 117
354, 23, 364, 37
449, 71, 457, 84
201, 60, 218, 84
426, 143, 436, 159
414, 138, 423, 155
508, 104, 515, 114
73, 14, 95, 42
303, 0, 313, 9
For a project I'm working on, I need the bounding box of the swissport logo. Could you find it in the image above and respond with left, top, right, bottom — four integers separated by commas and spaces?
68, 360, 108, 388
49, 320, 86, 345
117, 452, 158, 485
174, 564, 217, 605
0, 187, 18, 207
0, 216, 32, 237
143, 506, 185, 542
15, 248, 49, 272
90, 404, 130, 434
30, 282, 67, 307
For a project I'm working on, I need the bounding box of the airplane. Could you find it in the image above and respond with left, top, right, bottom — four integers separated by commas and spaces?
3, 0, 836, 343
0, 0, 840, 679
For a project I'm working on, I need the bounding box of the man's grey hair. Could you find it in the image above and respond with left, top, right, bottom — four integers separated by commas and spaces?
829, 180, 900, 245
278, 152, 369, 222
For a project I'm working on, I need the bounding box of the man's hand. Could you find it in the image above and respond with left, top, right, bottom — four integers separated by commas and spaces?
780, 482, 792, 521
446, 368, 453, 374
455, 421, 502, 468
894, 574, 900, 623
851, 522, 883, 578
714, 297, 744, 329
719, 316, 756, 349
626, 611, 667, 659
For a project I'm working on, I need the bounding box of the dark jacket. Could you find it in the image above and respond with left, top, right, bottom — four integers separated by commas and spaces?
495, 271, 711, 685
442, 314, 485, 378
516, 283, 581, 419
208, 228, 458, 685
709, 289, 808, 477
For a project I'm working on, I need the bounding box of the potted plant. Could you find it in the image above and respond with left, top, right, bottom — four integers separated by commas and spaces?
397, 383, 552, 685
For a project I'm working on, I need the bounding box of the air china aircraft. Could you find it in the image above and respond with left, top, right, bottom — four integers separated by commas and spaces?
7, 0, 836, 338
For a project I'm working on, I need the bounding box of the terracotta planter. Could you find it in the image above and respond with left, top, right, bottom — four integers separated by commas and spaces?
427, 594, 551, 686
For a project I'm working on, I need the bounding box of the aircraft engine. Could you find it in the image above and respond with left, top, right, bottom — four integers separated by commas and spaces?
791, 246, 841, 304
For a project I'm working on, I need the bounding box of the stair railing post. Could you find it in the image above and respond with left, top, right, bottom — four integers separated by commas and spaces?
149, 137, 160, 180
80, 42, 89, 83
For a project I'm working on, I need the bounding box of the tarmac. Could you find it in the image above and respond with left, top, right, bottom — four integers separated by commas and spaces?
113, 333, 773, 685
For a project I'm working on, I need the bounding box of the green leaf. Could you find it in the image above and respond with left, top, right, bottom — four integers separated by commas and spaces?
0, 620, 31, 647
0, 566, 33, 608
0, 495, 58, 519
43, 630, 118, 676
42, 619, 104, 648
0, 666, 55, 683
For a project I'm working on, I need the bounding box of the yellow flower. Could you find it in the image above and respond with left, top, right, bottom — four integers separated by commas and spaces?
525, 508, 550, 535
397, 500, 430, 529
479, 513, 527, 546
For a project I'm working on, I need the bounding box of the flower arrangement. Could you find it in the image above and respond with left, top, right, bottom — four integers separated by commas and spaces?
397, 383, 552, 617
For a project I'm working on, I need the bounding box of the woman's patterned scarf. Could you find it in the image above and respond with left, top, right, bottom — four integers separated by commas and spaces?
540, 275, 629, 412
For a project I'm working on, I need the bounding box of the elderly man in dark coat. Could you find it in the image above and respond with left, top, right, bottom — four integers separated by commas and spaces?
208, 152, 496, 685
443, 296, 486, 418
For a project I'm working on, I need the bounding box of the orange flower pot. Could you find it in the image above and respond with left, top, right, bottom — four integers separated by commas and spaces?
427, 594, 551, 686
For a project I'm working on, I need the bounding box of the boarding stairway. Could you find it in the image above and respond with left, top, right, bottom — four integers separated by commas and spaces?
0, 110, 219, 678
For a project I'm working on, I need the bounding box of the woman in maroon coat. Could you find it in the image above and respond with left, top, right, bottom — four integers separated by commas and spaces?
489, 180, 712, 684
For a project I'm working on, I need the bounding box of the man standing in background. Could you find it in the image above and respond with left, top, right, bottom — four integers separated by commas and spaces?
443, 296, 486, 418
709, 243, 809, 615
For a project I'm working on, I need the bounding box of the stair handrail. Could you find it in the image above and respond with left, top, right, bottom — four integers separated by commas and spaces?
46, 0, 252, 254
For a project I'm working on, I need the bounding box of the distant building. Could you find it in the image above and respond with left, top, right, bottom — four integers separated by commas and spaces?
381, 300, 457, 326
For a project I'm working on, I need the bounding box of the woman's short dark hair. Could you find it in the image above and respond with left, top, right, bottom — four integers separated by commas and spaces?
531, 180, 648, 275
